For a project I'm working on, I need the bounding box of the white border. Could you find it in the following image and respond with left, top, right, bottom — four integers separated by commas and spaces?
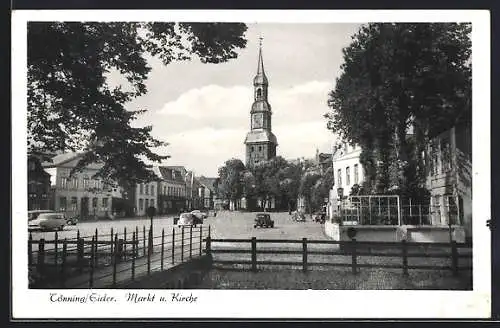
12, 10, 491, 319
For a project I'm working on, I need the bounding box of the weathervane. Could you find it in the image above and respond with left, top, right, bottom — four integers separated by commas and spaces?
259, 36, 263, 48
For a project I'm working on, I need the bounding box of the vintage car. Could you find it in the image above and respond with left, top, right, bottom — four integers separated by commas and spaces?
292, 211, 306, 222
313, 211, 326, 224
254, 213, 274, 228
177, 212, 203, 228
28, 212, 67, 231
190, 210, 208, 220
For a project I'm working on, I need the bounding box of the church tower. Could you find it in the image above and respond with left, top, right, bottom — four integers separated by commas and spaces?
244, 39, 278, 168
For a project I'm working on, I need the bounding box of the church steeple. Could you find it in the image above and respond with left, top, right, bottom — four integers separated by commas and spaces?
253, 37, 268, 86
244, 39, 278, 168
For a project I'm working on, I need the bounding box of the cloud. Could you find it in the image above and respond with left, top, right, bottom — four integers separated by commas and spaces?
152, 80, 338, 176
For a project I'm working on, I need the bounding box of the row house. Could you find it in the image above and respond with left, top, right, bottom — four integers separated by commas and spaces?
154, 166, 187, 214
42, 152, 123, 220
197, 176, 217, 210
426, 122, 472, 241
134, 179, 159, 217
28, 154, 51, 211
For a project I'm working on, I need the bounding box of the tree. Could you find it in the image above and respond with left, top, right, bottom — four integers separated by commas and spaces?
325, 23, 471, 195
28, 22, 248, 187
310, 166, 334, 211
299, 171, 321, 214
217, 158, 246, 210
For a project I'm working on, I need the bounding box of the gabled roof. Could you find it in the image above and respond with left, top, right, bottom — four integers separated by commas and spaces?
156, 166, 185, 183
42, 152, 82, 167
197, 176, 218, 192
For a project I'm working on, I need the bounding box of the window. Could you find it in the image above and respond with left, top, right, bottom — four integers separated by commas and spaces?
151, 185, 155, 196
172, 171, 176, 179
92, 197, 98, 209
337, 169, 342, 186
257, 88, 262, 98
430, 141, 439, 176
145, 184, 149, 195
145, 199, 149, 208
102, 197, 108, 209
71, 177, 78, 189
59, 197, 67, 211
346, 167, 350, 186
71, 197, 78, 211
139, 183, 143, 194
83, 176, 90, 189
163, 186, 167, 195
258, 146, 262, 151
354, 164, 359, 184
441, 137, 452, 173
251, 146, 254, 152
150, 199, 155, 208
139, 198, 144, 211
60, 177, 68, 189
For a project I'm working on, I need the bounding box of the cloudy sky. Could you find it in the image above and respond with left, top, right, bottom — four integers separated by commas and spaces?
121, 23, 362, 177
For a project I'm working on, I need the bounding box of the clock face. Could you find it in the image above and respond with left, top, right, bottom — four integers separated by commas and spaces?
253, 113, 263, 128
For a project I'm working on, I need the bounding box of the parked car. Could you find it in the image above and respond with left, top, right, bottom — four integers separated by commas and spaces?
28, 212, 67, 231
190, 210, 208, 220
177, 212, 203, 228
314, 211, 326, 224
292, 211, 306, 222
254, 213, 274, 228
66, 215, 79, 225
28, 209, 55, 221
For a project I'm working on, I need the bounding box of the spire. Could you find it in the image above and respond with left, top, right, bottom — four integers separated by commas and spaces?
254, 37, 268, 85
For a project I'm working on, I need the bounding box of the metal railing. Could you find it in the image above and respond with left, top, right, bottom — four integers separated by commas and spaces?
28, 225, 211, 288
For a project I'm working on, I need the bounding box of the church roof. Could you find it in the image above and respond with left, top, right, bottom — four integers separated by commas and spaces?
251, 100, 272, 113
253, 42, 268, 85
244, 129, 278, 145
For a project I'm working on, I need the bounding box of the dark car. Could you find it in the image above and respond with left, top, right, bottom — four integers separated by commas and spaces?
314, 212, 326, 224
254, 213, 274, 228
66, 215, 79, 225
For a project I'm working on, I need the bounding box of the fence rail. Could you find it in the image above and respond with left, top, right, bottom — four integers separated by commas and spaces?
28, 225, 210, 288
205, 237, 472, 276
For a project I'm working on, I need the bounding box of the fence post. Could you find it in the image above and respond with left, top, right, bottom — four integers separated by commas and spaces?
451, 240, 459, 276
199, 226, 203, 256
147, 230, 151, 275
206, 235, 211, 256
181, 226, 185, 263
112, 234, 118, 287
135, 226, 139, 256
89, 236, 95, 288
302, 238, 308, 272
208, 225, 211, 238
110, 227, 114, 255
172, 228, 175, 264
61, 239, 67, 288
161, 228, 165, 271
94, 228, 98, 267
123, 227, 127, 260
189, 225, 193, 259
131, 232, 136, 281
54, 231, 59, 267
38, 239, 45, 276
402, 239, 409, 276
77, 237, 84, 273
351, 238, 358, 275
28, 233, 33, 266
251, 237, 257, 272
143, 226, 146, 257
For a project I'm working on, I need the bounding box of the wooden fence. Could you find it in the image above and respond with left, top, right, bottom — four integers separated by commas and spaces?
205, 237, 472, 276
28, 225, 210, 288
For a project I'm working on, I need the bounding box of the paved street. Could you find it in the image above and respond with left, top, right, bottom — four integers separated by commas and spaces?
30, 215, 178, 243
29, 211, 326, 243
